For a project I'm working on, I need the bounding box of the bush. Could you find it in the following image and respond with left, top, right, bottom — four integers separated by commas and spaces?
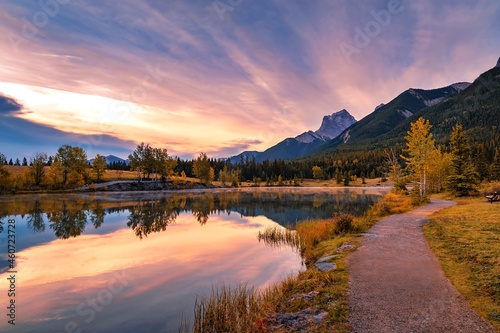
481, 182, 500, 196
332, 212, 354, 234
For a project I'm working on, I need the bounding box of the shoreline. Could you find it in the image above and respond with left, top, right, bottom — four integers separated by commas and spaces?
0, 184, 391, 203
0, 179, 392, 197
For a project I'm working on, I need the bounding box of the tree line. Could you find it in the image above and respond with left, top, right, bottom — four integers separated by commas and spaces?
0, 145, 108, 191
399, 117, 499, 199
1, 122, 499, 192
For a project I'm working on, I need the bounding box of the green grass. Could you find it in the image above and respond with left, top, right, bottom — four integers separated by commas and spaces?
424, 197, 500, 331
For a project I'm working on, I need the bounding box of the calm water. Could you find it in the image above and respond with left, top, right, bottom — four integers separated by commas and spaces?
0, 188, 384, 333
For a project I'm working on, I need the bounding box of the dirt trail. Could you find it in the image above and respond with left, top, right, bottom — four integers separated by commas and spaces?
348, 199, 496, 333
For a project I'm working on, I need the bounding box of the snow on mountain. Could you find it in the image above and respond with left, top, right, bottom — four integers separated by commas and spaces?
451, 82, 471, 92
423, 97, 447, 107
397, 109, 413, 118
229, 110, 356, 162
295, 131, 323, 143
341, 130, 351, 143
409, 82, 471, 107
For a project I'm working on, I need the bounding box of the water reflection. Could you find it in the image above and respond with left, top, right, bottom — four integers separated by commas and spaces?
0, 189, 383, 240
127, 199, 180, 239
26, 200, 45, 233
0, 188, 386, 333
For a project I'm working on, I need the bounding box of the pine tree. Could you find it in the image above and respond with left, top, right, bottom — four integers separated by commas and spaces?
193, 153, 213, 184
446, 125, 479, 196
335, 168, 342, 184
473, 145, 490, 181
490, 148, 500, 181
343, 171, 350, 186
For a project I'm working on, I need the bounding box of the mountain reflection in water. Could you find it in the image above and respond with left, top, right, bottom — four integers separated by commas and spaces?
0, 188, 385, 333
0, 189, 382, 240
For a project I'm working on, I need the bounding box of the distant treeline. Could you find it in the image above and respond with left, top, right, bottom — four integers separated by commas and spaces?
1, 120, 499, 192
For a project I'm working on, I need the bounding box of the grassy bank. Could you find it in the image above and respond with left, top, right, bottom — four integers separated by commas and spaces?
424, 196, 500, 331
189, 191, 418, 332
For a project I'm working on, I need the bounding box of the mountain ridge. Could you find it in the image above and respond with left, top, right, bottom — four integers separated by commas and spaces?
314, 81, 471, 153
230, 110, 356, 163
305, 58, 500, 165
88, 154, 128, 165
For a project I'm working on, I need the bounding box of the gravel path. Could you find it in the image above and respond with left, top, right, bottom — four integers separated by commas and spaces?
348, 199, 496, 333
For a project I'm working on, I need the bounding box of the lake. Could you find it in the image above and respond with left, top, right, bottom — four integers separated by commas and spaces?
0, 187, 385, 333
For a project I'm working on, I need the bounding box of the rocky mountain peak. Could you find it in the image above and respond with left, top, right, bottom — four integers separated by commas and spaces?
315, 109, 356, 140
496, 56, 500, 67
450, 82, 471, 92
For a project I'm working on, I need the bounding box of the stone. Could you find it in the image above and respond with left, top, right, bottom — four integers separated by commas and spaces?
264, 308, 329, 332
290, 291, 319, 303
336, 242, 356, 253
316, 255, 337, 263
315, 262, 337, 271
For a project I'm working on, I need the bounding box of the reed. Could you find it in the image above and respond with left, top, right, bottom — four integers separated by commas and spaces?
190, 192, 416, 333
192, 284, 271, 333
257, 226, 300, 251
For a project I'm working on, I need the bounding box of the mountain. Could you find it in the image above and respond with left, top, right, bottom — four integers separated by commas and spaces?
230, 110, 356, 163
316, 82, 470, 153
497, 56, 500, 67
315, 109, 358, 139
88, 155, 128, 165
380, 64, 500, 145
229, 151, 259, 164
307, 59, 500, 163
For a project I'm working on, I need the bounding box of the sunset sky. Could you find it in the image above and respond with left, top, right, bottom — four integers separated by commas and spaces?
1, 0, 499, 160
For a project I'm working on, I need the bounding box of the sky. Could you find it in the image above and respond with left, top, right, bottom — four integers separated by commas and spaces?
0, 0, 499, 160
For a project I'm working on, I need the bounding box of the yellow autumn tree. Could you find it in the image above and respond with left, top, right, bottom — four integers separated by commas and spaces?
403, 117, 436, 200
427, 147, 452, 193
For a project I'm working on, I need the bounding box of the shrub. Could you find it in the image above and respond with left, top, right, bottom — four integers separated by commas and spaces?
332, 212, 354, 234
482, 181, 500, 196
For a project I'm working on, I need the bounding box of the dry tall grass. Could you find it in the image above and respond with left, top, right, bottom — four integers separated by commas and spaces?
424, 195, 500, 330
257, 226, 300, 251
185, 191, 417, 333
192, 284, 264, 333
